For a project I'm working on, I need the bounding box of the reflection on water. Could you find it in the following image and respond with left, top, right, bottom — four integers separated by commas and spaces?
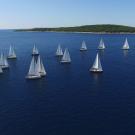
56, 56, 62, 62
123, 50, 129, 57
92, 73, 103, 83
98, 50, 105, 57
26, 77, 48, 94
80, 51, 88, 59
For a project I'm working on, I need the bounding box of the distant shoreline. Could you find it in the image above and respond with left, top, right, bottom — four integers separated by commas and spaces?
15, 24, 135, 34
16, 30, 135, 34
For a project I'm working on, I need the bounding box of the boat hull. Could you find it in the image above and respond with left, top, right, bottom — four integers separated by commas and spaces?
61, 60, 71, 63
8, 56, 17, 59
80, 49, 87, 51
56, 54, 63, 57
98, 48, 105, 50
25, 75, 41, 79
1, 66, 9, 69
40, 72, 47, 77
90, 68, 103, 73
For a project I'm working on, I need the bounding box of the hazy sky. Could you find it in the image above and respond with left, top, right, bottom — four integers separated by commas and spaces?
0, 0, 135, 28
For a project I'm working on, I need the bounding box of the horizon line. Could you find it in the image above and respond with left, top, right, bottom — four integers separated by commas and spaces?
1, 24, 135, 30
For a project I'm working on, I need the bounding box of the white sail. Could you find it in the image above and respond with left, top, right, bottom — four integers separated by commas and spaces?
4, 58, 9, 67
26, 56, 41, 79
34, 60, 41, 76
0, 53, 9, 68
0, 53, 4, 66
90, 53, 103, 72
32, 44, 39, 55
9, 46, 12, 56
28, 57, 36, 75
98, 39, 105, 50
36, 55, 46, 76
61, 48, 71, 63
8, 45, 17, 59
80, 41, 87, 51
56, 44, 63, 56
40, 60, 46, 76
122, 38, 130, 50
0, 66, 3, 73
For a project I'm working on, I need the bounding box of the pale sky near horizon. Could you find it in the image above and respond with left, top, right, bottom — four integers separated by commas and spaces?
0, 0, 135, 28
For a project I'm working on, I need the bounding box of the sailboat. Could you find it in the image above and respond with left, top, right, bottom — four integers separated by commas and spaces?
90, 53, 103, 72
122, 38, 130, 50
36, 55, 47, 76
56, 44, 63, 56
61, 48, 71, 63
80, 41, 87, 51
0, 66, 3, 74
0, 53, 9, 69
8, 45, 17, 59
26, 56, 41, 79
32, 44, 39, 56
98, 39, 106, 50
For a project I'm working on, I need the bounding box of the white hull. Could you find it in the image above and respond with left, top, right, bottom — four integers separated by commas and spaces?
90, 68, 103, 73
122, 48, 129, 50
40, 72, 46, 77
56, 54, 63, 56
80, 48, 87, 51
26, 75, 41, 79
8, 56, 17, 59
1, 65, 9, 69
61, 61, 71, 63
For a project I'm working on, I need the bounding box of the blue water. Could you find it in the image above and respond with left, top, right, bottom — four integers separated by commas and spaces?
0, 30, 135, 135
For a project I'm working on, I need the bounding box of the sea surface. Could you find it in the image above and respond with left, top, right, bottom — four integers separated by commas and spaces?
0, 30, 135, 135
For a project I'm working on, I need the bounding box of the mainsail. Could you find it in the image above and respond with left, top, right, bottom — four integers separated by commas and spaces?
98, 39, 105, 50
26, 56, 41, 79
32, 44, 39, 55
36, 55, 46, 76
122, 38, 130, 50
0, 66, 3, 73
56, 44, 63, 56
90, 53, 103, 72
8, 45, 17, 59
80, 41, 87, 51
61, 48, 71, 63
28, 56, 36, 75
0, 53, 9, 68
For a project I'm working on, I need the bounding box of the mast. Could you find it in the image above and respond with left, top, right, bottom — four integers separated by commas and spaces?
90, 53, 103, 72
8, 45, 17, 59
122, 38, 130, 50
98, 39, 105, 50
56, 44, 63, 56
61, 48, 71, 63
80, 41, 87, 51
32, 44, 39, 55
26, 56, 41, 79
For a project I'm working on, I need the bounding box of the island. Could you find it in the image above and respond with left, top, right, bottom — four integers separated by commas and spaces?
16, 24, 135, 33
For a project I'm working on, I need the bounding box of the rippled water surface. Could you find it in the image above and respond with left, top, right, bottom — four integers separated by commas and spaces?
0, 30, 135, 135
